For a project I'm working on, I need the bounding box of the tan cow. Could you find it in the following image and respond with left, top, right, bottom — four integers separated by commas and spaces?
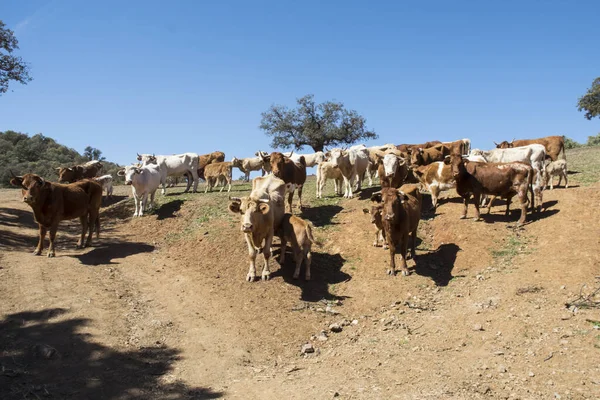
56, 160, 103, 183
279, 214, 317, 280
316, 161, 343, 198
363, 201, 387, 249
545, 159, 568, 189
203, 161, 233, 193
269, 152, 307, 212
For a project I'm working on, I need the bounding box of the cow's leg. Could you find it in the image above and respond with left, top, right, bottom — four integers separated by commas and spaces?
518, 191, 528, 226
297, 184, 303, 209
191, 168, 199, 193
133, 192, 140, 217
85, 210, 98, 247
47, 222, 59, 258
373, 228, 381, 247
387, 240, 396, 275
382, 229, 388, 250
139, 193, 147, 216
505, 196, 512, 216
355, 172, 362, 192
34, 224, 46, 255
486, 195, 496, 214
399, 235, 410, 276
261, 233, 273, 281
161, 174, 167, 195
77, 216, 87, 248
473, 193, 482, 221
279, 236, 287, 264
292, 249, 303, 279
430, 185, 440, 210
245, 234, 258, 282
563, 171, 568, 188
204, 178, 210, 193
149, 190, 156, 210
460, 195, 470, 219
305, 250, 312, 280
287, 190, 294, 213
410, 228, 418, 261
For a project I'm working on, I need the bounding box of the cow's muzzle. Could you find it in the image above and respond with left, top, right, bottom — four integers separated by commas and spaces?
242, 223, 253, 233
23, 196, 33, 204
125, 181, 132, 185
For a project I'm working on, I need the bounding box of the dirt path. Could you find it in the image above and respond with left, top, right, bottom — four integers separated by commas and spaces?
1, 175, 599, 399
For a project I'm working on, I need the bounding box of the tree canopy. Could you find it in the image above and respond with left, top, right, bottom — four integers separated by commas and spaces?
84, 146, 106, 161
259, 94, 378, 152
577, 77, 600, 120
0, 130, 121, 187
0, 20, 32, 95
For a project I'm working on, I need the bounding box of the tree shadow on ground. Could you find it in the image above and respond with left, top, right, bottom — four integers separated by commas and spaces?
0, 308, 223, 400
413, 243, 460, 286
102, 195, 128, 208
70, 241, 155, 266
0, 207, 37, 229
271, 250, 351, 302
0, 228, 36, 251
357, 186, 381, 200
300, 205, 343, 227
155, 199, 185, 220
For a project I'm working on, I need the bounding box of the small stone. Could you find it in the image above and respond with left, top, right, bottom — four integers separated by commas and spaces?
351, 319, 359, 325
529, 371, 535, 377
317, 331, 328, 341
329, 323, 343, 333
554, 393, 561, 399
473, 324, 484, 331
546, 380, 554, 386
301, 343, 314, 354
498, 365, 507, 373
476, 274, 484, 281
494, 351, 505, 356
325, 306, 339, 315
560, 285, 566, 290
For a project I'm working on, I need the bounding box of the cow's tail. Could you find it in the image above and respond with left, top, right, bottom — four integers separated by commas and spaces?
95, 214, 101, 238
527, 168, 535, 213
305, 222, 321, 247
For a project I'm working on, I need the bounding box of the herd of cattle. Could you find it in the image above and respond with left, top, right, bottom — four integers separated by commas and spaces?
9, 135, 568, 281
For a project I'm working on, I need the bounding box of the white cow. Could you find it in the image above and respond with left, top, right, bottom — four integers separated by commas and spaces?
137, 153, 200, 194
545, 159, 568, 189
93, 174, 113, 198
232, 156, 266, 181
316, 161, 344, 198
328, 145, 370, 198
282, 151, 326, 168
117, 164, 161, 217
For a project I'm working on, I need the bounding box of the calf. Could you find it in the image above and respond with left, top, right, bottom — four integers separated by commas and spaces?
316, 161, 343, 198
203, 161, 233, 193
495, 135, 565, 161
117, 164, 161, 217
447, 153, 534, 226
328, 145, 370, 198
269, 152, 307, 212
228, 175, 286, 281
411, 144, 451, 167
363, 201, 387, 249
412, 161, 455, 211
194, 150, 226, 181
231, 156, 265, 181
93, 174, 114, 198
10, 173, 102, 257
545, 159, 568, 189
381, 184, 422, 276
56, 160, 103, 183
279, 214, 317, 280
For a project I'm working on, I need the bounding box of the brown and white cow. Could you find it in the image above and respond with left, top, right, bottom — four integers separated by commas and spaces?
279, 214, 317, 280
203, 161, 233, 193
269, 152, 307, 212
56, 160, 103, 183
410, 144, 451, 167
377, 152, 409, 188
10, 173, 103, 257
316, 161, 343, 198
545, 159, 568, 189
412, 161, 455, 211
446, 153, 534, 226
228, 175, 286, 281
495, 135, 565, 161
380, 184, 422, 276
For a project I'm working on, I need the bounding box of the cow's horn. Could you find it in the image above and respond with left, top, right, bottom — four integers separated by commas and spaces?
288, 150, 293, 157
493, 141, 499, 146
9, 169, 17, 178
229, 196, 241, 202
258, 198, 269, 203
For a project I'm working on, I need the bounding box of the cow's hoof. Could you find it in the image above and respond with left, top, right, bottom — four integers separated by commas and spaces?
383, 245, 389, 250
47, 252, 55, 258
305, 274, 311, 281
474, 217, 482, 222
76, 244, 83, 249
246, 273, 255, 282
401, 270, 410, 277
372, 242, 380, 247
33, 249, 42, 256
386, 269, 396, 276
261, 272, 271, 281
293, 273, 299, 280
460, 215, 467, 219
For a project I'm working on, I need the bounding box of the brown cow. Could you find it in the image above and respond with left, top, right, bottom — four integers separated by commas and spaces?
396, 141, 442, 154
56, 160, 103, 183
203, 161, 232, 193
380, 184, 422, 276
269, 152, 307, 213
10, 173, 102, 257
197, 151, 226, 179
362, 201, 387, 249
410, 144, 451, 166
446, 153, 534, 226
495, 135, 565, 161
279, 214, 317, 280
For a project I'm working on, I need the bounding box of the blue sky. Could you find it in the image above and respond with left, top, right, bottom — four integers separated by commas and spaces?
1, 0, 599, 174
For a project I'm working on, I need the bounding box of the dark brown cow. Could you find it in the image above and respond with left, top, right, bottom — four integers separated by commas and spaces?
56, 160, 103, 183
446, 153, 534, 226
380, 184, 422, 276
396, 141, 441, 154
269, 152, 307, 213
495, 135, 565, 161
10, 173, 103, 257
410, 144, 451, 166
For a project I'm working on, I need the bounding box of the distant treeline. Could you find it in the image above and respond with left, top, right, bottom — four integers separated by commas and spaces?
564, 133, 600, 149
0, 130, 122, 188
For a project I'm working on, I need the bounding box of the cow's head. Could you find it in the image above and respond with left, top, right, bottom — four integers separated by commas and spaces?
363, 203, 384, 225
329, 148, 347, 167
495, 140, 513, 149
228, 196, 270, 233
117, 165, 142, 185
314, 151, 326, 164
231, 156, 241, 167
56, 167, 76, 183
10, 173, 48, 205
410, 148, 424, 166
446, 153, 468, 179
381, 188, 408, 221
269, 152, 286, 177
382, 154, 406, 177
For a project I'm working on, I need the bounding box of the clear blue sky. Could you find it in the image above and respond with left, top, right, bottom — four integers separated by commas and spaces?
1, 0, 599, 172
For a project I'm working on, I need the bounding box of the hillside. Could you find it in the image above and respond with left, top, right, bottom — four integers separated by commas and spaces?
0, 131, 122, 187
0, 146, 599, 399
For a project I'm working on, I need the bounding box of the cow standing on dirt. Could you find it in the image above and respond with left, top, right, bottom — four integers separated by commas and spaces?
316, 161, 344, 198
203, 161, 233, 193
447, 153, 534, 226
328, 145, 370, 198
137, 153, 200, 194
93, 175, 114, 199
10, 173, 103, 258
118, 164, 161, 217
269, 152, 307, 213
377, 153, 409, 188
410, 144, 452, 167
363, 201, 387, 249
56, 160, 103, 183
231, 156, 267, 181
380, 184, 422, 276
545, 159, 568, 189
228, 175, 286, 281
279, 214, 317, 280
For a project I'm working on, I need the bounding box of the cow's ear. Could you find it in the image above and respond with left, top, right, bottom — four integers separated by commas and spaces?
258, 202, 270, 214
134, 168, 142, 174
67, 167, 73, 172
418, 148, 424, 154
117, 169, 125, 176
370, 192, 382, 203
10, 176, 24, 187
228, 197, 242, 214
443, 155, 451, 165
